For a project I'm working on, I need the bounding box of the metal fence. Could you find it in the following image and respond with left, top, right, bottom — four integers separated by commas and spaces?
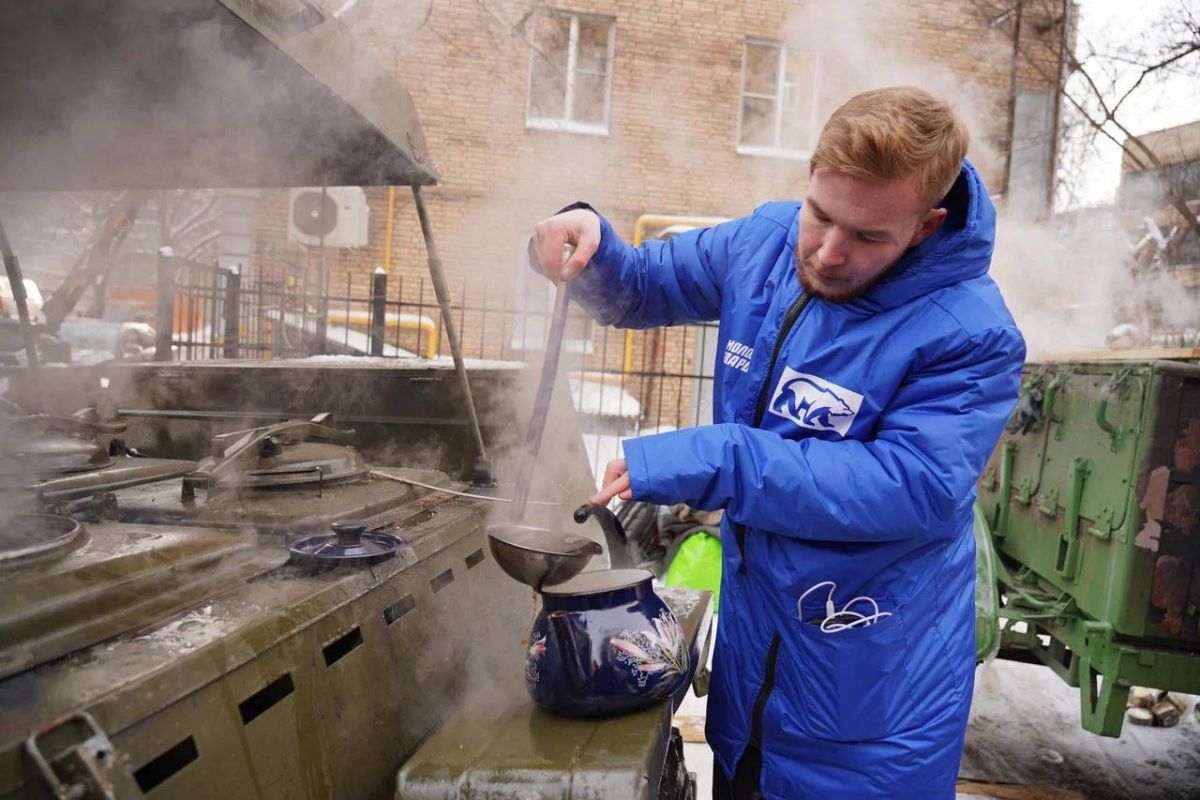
165, 259, 720, 480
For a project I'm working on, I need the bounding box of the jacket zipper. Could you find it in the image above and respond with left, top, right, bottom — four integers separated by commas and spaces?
748, 635, 781, 750
739, 292, 809, 774
734, 291, 811, 561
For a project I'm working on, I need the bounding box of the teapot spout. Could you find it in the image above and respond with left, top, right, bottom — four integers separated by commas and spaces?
548, 611, 590, 691
573, 503, 634, 569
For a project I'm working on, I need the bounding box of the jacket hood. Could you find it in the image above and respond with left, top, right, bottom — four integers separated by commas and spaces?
789, 159, 997, 314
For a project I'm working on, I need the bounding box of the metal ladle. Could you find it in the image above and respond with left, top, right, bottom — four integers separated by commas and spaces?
508, 245, 572, 522
486, 242, 615, 589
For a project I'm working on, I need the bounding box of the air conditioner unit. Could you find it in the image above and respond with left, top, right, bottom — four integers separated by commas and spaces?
287, 186, 370, 248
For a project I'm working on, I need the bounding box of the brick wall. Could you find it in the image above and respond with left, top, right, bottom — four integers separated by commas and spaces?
251, 0, 1068, 426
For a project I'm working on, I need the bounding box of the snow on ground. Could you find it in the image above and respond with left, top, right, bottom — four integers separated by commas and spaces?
962, 658, 1200, 799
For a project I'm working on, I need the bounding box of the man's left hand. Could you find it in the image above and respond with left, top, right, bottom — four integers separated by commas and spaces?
590, 458, 633, 505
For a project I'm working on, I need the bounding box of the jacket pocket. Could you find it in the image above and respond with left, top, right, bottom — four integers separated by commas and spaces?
791, 613, 913, 741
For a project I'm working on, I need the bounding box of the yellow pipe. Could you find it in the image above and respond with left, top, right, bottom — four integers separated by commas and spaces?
326, 310, 439, 359
383, 186, 397, 273
624, 213, 729, 374
631, 214, 728, 247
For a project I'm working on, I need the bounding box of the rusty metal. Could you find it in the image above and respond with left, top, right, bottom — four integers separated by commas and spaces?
1175, 417, 1200, 471
25, 711, 144, 800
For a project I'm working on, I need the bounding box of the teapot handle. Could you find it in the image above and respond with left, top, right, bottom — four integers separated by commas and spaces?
573, 504, 635, 569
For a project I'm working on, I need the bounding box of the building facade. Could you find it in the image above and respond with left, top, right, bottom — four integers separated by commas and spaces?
248, 0, 1071, 437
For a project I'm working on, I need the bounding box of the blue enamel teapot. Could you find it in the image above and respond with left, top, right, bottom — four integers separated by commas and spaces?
489, 504, 695, 717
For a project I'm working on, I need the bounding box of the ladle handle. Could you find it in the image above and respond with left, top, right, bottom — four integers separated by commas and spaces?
511, 242, 575, 522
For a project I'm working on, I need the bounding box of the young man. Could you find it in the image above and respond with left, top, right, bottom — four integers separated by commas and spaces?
531, 87, 1025, 799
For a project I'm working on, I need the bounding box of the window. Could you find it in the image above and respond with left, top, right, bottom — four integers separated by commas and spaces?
737, 40, 820, 159
527, 11, 616, 135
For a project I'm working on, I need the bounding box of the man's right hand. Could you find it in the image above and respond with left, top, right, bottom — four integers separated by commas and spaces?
531, 208, 601, 281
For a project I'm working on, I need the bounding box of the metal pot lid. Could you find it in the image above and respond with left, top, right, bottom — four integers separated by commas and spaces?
288, 521, 401, 563
12, 434, 112, 475
0, 513, 83, 563
540, 567, 654, 596
227, 441, 369, 487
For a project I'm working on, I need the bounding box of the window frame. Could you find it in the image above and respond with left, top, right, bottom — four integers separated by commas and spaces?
736, 38, 822, 161
525, 10, 617, 137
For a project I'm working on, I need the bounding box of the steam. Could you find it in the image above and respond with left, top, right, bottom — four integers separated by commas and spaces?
778, 0, 1197, 355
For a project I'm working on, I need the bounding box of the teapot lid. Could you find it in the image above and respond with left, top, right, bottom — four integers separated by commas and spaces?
540, 567, 653, 596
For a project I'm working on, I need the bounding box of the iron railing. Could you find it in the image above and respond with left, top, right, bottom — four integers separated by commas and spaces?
164, 260, 720, 480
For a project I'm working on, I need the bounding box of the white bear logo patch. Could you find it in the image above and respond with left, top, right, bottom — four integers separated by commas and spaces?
768, 367, 863, 437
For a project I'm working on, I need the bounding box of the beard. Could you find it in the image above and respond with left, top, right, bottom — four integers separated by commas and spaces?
794, 242, 893, 304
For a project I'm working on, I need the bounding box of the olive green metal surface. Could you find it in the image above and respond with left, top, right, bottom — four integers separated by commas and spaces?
0, 477, 536, 799
0, 521, 286, 680
395, 588, 713, 800
978, 359, 1200, 735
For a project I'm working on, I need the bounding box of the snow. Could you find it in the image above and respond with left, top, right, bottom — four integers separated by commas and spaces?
567, 376, 641, 419
962, 658, 1200, 799
321, 323, 417, 357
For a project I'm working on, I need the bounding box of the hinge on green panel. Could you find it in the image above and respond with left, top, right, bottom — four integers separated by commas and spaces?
1016, 476, 1035, 506
1087, 507, 1114, 540
1037, 487, 1059, 518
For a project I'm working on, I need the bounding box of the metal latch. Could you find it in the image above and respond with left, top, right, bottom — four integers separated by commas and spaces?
1055, 457, 1090, 580
25, 711, 145, 799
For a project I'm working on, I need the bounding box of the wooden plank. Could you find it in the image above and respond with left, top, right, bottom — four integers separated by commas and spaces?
1034, 348, 1200, 362
955, 780, 1087, 800
674, 713, 706, 744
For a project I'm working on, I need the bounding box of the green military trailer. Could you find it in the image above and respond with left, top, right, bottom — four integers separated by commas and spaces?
975, 351, 1200, 736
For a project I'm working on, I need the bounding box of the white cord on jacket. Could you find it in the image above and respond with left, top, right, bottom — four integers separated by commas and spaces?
797, 580, 893, 633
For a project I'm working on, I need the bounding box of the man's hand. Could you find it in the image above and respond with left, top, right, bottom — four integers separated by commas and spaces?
532, 208, 600, 281
590, 458, 633, 505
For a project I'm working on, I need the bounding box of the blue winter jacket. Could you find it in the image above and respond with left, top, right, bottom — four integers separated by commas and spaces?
567, 160, 1024, 798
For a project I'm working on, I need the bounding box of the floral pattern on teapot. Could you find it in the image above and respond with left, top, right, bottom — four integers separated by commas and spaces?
611, 610, 689, 693
525, 633, 547, 688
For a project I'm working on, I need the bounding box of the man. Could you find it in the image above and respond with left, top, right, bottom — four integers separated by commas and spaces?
531, 87, 1024, 799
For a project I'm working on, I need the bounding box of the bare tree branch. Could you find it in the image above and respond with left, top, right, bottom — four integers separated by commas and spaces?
969, 0, 1200, 236
1111, 41, 1200, 115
